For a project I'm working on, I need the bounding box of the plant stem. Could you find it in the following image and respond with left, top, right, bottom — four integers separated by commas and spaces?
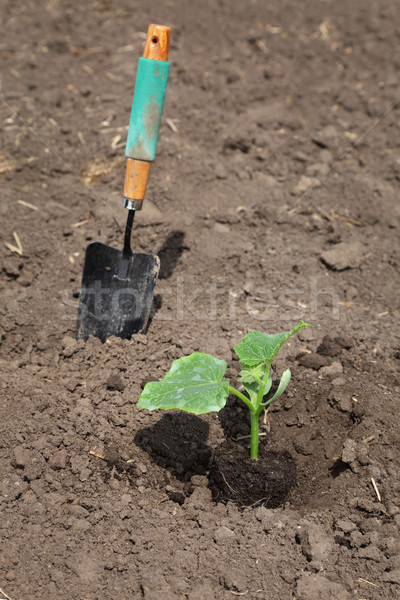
250, 411, 259, 460
228, 386, 253, 411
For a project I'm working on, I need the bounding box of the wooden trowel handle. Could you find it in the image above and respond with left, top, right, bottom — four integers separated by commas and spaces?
123, 25, 170, 210
143, 24, 170, 61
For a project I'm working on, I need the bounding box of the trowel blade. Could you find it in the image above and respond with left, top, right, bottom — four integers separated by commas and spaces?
75, 242, 160, 342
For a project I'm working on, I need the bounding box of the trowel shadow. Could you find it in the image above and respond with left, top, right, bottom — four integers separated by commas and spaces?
157, 230, 187, 279
134, 412, 212, 481
151, 230, 188, 320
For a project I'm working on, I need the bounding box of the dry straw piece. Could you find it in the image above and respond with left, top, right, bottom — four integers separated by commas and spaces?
5, 231, 23, 255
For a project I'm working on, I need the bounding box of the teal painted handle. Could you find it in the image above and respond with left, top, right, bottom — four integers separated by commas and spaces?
125, 57, 170, 162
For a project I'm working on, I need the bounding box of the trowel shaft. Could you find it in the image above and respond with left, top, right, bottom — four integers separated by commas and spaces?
123, 24, 170, 211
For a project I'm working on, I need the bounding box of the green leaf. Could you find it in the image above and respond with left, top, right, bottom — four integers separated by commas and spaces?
234, 320, 310, 367
137, 352, 229, 415
243, 373, 272, 406
243, 381, 259, 406
262, 369, 291, 407
239, 363, 265, 384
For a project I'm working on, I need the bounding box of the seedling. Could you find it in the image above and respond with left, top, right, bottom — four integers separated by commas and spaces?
138, 320, 309, 459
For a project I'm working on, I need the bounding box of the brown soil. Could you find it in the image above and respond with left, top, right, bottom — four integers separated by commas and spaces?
1, 0, 400, 599
208, 440, 296, 508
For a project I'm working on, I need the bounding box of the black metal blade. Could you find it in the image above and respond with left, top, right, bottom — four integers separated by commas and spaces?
75, 242, 160, 342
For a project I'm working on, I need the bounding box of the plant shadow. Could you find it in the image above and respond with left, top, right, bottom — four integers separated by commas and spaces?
134, 412, 212, 481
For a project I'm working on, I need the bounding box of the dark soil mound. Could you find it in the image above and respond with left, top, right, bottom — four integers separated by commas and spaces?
209, 440, 296, 508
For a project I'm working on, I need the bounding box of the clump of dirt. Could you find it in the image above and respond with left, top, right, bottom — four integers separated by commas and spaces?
209, 440, 296, 508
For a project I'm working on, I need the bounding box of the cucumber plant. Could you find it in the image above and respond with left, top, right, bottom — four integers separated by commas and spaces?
138, 320, 309, 459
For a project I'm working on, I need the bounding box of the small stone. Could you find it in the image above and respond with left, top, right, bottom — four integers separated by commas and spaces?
48, 449, 68, 470
331, 377, 346, 386
106, 373, 125, 391
321, 242, 366, 271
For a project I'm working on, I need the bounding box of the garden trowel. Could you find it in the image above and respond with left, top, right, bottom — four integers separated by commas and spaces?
76, 24, 170, 342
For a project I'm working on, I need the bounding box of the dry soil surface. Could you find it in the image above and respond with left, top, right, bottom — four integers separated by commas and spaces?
1, 1, 400, 599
